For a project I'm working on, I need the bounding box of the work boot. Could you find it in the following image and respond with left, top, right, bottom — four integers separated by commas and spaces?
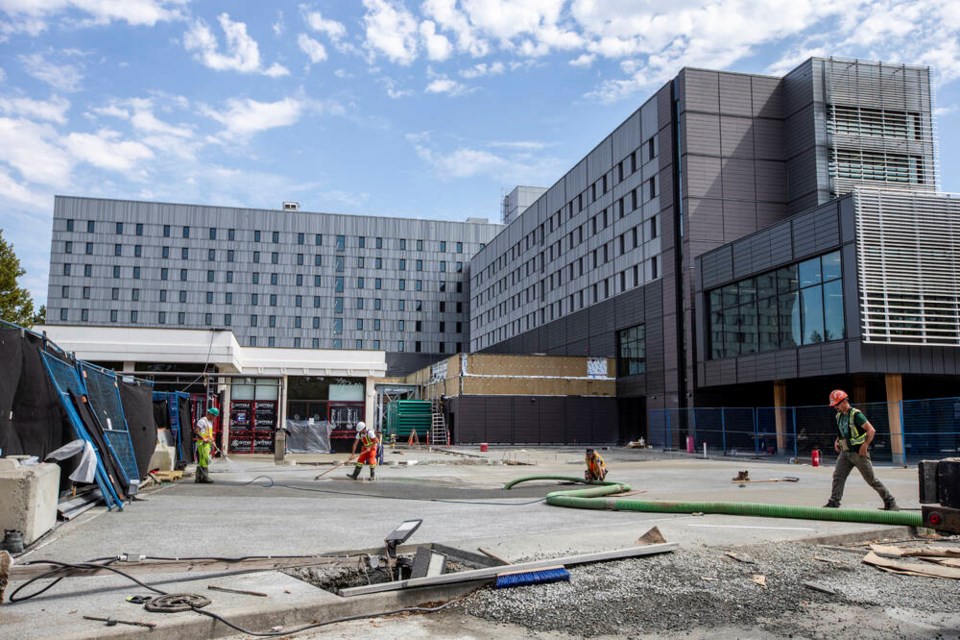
198, 467, 214, 484
882, 499, 899, 511
823, 500, 840, 508
346, 466, 361, 481
369, 467, 375, 480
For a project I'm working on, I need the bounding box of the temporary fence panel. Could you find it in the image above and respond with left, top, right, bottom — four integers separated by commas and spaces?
40, 351, 122, 510
80, 362, 140, 484
902, 397, 960, 463
285, 419, 334, 453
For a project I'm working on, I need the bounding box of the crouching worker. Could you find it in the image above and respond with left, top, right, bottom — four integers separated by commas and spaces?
347, 421, 380, 481
194, 407, 218, 484
584, 448, 607, 482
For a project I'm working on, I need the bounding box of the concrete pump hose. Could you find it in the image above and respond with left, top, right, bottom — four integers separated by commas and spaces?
504, 475, 922, 528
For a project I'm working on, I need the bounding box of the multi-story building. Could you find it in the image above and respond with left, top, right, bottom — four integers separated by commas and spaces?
469, 57, 958, 445
46, 198, 501, 375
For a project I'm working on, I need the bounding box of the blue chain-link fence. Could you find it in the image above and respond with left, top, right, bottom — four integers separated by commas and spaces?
650, 396, 960, 465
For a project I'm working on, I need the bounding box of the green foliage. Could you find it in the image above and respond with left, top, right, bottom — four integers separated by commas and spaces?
0, 229, 38, 327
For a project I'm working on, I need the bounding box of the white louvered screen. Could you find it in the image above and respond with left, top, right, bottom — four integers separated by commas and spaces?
855, 188, 960, 346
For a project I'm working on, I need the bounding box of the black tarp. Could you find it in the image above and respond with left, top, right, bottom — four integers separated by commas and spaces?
119, 379, 157, 480
3, 332, 71, 465
69, 389, 127, 500
177, 394, 193, 463
0, 328, 23, 454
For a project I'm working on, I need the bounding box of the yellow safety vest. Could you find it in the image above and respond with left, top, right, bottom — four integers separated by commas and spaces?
835, 408, 867, 447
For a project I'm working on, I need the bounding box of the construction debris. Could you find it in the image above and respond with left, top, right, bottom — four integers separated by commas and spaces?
863, 551, 960, 580
731, 470, 800, 484
207, 585, 268, 597
725, 551, 757, 565
751, 574, 767, 588
637, 526, 666, 546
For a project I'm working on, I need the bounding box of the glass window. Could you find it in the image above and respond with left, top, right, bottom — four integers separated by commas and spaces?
779, 291, 801, 348
161, 267, 168, 280
66, 219, 74, 232
209, 227, 217, 240
416, 239, 423, 251
134, 245, 142, 258
297, 232, 304, 245
114, 243, 121, 256
335, 276, 344, 292
823, 280, 845, 341
822, 251, 842, 281
334, 319, 343, 334
798, 257, 821, 288
315, 234, 322, 246
334, 297, 343, 313
359, 237, 366, 249
400, 239, 406, 250
208, 249, 215, 261
255, 230, 261, 242
272, 231, 279, 243
440, 241, 446, 252
758, 296, 779, 352
160, 290, 167, 302
181, 247, 189, 259
801, 285, 825, 344
228, 228, 236, 241
179, 290, 187, 303
336, 256, 344, 272
87, 221, 95, 233
456, 241, 463, 252
270, 273, 278, 285
336, 235, 345, 250
271, 252, 278, 264
617, 324, 645, 376
163, 224, 170, 237
777, 265, 798, 293
182, 226, 190, 238
376, 237, 383, 249
162, 246, 169, 259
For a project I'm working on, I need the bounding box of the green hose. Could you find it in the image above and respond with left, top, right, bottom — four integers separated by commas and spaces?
504, 475, 922, 527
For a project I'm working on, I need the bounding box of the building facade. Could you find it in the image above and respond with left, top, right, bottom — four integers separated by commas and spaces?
46, 197, 502, 376
468, 57, 956, 443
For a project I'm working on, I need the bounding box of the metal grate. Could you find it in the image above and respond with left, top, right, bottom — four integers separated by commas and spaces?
855, 188, 960, 346
81, 362, 140, 483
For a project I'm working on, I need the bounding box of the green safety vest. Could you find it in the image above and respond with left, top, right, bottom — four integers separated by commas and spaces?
835, 407, 867, 447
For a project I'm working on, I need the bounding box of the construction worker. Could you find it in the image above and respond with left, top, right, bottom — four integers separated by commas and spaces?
194, 407, 218, 484
584, 448, 607, 482
347, 421, 380, 481
823, 390, 898, 510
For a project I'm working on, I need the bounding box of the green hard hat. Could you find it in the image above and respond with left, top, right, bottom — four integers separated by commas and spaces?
207, 407, 220, 416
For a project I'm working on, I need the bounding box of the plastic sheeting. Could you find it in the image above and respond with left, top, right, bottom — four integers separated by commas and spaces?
46, 439, 97, 483
285, 419, 334, 453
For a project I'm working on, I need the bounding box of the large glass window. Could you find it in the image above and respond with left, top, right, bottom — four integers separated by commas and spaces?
617, 324, 646, 376
707, 251, 844, 359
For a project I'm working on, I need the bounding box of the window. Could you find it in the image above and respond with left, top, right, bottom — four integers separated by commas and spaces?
313, 317, 321, 329
206, 270, 214, 282
161, 267, 168, 280
133, 266, 141, 279
225, 292, 233, 304
178, 312, 185, 325
400, 239, 407, 250
269, 294, 277, 306
359, 236, 366, 249
440, 241, 446, 252
251, 315, 258, 327
357, 318, 364, 330
314, 254, 322, 267
182, 226, 190, 238
417, 239, 423, 251
334, 318, 343, 334
706, 250, 844, 359
65, 241, 73, 254
130, 310, 139, 323
205, 313, 212, 326
66, 219, 74, 232
271, 252, 278, 264
179, 290, 187, 303
181, 247, 189, 260
336, 256, 345, 272
82, 286, 90, 299
251, 293, 259, 305
227, 249, 235, 262
87, 221, 95, 233
253, 251, 260, 263
375, 278, 382, 290
456, 241, 463, 252
336, 235, 345, 250
334, 297, 343, 313
399, 258, 406, 270
63, 263, 72, 276
314, 275, 321, 286
376, 237, 383, 249
335, 276, 344, 292
358, 277, 365, 289
208, 249, 215, 261
375, 257, 382, 269
110, 265, 118, 278
228, 228, 236, 241
357, 298, 364, 309
416, 259, 423, 271
86, 242, 94, 255
440, 261, 447, 272
134, 244, 142, 258
270, 272, 278, 285
163, 224, 171, 237
209, 227, 217, 240
254, 230, 261, 242
315, 233, 322, 246
272, 231, 279, 243
224, 314, 232, 326
296, 274, 303, 286
297, 232, 304, 245
618, 324, 646, 376
269, 315, 276, 328
114, 243, 121, 256
226, 271, 234, 283
295, 316, 302, 329
297, 253, 304, 266
205, 291, 214, 304
162, 246, 170, 259
160, 290, 167, 302
374, 298, 382, 310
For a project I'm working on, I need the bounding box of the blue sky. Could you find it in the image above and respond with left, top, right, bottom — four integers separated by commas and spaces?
1, 0, 959, 307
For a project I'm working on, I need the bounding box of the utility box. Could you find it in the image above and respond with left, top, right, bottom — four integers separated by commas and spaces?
0, 458, 61, 545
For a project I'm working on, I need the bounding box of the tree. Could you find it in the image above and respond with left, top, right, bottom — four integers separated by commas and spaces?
0, 229, 38, 327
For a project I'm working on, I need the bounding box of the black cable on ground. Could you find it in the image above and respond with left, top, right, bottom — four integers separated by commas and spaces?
9, 557, 463, 637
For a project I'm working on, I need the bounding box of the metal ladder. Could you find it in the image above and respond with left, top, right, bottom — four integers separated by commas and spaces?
430, 400, 448, 446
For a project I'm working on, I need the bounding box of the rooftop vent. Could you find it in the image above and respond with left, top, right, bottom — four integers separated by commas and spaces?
282, 201, 300, 211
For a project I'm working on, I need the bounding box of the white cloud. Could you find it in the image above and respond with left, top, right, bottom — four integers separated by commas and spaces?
425, 75, 469, 96
272, 10, 284, 37
0, 116, 73, 186
407, 132, 563, 183
362, 0, 419, 65
0, 95, 69, 123
0, 167, 49, 208
382, 77, 413, 99
0, 0, 187, 30
459, 61, 504, 79
420, 20, 452, 61
184, 13, 290, 77
63, 128, 153, 174
0, 66, 5, 81
201, 97, 305, 139
569, 53, 594, 68
304, 9, 346, 41
19, 52, 84, 92
298, 33, 327, 64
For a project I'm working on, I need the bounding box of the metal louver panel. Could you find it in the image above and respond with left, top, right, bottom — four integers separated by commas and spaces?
855, 188, 960, 346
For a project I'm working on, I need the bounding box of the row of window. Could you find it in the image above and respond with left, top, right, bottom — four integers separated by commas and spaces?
707, 251, 845, 359
474, 257, 659, 349
63, 220, 467, 252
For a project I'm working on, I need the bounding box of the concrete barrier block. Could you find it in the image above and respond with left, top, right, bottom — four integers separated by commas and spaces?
0, 459, 60, 545
148, 442, 176, 472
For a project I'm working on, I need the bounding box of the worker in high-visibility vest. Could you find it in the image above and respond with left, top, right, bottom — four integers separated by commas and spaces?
347, 421, 380, 481
194, 407, 218, 484
584, 448, 608, 482
823, 389, 898, 510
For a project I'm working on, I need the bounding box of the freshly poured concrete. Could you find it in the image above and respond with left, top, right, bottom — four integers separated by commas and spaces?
2, 447, 919, 639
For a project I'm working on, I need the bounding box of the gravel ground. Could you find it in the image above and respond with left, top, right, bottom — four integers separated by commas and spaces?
452, 536, 960, 639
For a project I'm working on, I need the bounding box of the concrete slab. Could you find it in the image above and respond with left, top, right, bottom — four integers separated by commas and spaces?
2, 447, 921, 639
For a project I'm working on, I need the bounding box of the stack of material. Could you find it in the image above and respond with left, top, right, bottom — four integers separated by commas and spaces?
863, 543, 960, 579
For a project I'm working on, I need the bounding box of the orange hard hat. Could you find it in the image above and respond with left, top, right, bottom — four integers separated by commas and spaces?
828, 389, 848, 407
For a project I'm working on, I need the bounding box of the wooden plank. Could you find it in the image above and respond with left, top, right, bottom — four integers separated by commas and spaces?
869, 544, 960, 558
863, 551, 960, 580
340, 542, 678, 597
